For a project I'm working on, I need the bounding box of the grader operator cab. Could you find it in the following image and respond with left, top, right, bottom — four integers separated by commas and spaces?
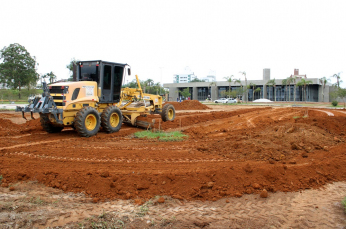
16, 60, 175, 137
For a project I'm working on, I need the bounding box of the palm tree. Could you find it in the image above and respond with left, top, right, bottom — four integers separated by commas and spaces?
266, 79, 275, 101
144, 79, 154, 94
297, 78, 313, 102
43, 71, 57, 84
267, 78, 276, 102
282, 79, 288, 101
271, 79, 277, 101
254, 87, 261, 100
332, 72, 343, 88
239, 71, 247, 103
319, 76, 329, 102
234, 78, 242, 100
291, 75, 298, 102
286, 77, 293, 102
223, 75, 234, 98
145, 78, 154, 87
249, 83, 256, 101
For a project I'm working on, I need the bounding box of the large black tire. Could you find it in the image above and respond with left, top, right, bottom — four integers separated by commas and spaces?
101, 106, 123, 133
161, 104, 175, 122
40, 114, 63, 133
74, 106, 101, 137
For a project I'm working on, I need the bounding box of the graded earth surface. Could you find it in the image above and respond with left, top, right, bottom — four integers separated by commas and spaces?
0, 101, 346, 228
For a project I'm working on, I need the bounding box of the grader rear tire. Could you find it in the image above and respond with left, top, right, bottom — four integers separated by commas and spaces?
101, 106, 123, 133
161, 104, 175, 122
74, 106, 101, 137
40, 114, 63, 133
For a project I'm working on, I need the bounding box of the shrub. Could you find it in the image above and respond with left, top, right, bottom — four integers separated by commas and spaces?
331, 101, 338, 106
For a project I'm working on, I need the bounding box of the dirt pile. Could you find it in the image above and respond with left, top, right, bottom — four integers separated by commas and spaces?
0, 117, 42, 136
164, 100, 210, 110
0, 108, 346, 202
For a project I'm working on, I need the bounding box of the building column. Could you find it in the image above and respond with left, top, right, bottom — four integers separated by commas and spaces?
211, 86, 218, 101
168, 87, 178, 102
193, 87, 198, 101
263, 85, 267, 99
324, 85, 330, 102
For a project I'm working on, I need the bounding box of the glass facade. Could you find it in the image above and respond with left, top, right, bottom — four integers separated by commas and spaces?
172, 84, 319, 102
197, 87, 209, 101
263, 85, 318, 102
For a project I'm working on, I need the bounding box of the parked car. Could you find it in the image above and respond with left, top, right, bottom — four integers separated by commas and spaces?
228, 98, 237, 103
27, 94, 41, 103
214, 98, 229, 103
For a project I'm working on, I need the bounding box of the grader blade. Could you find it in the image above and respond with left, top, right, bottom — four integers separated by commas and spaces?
135, 119, 155, 130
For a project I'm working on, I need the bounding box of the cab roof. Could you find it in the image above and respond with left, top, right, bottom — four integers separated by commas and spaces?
78, 60, 127, 66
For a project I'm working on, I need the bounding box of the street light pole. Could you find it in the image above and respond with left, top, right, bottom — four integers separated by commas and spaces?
159, 67, 163, 95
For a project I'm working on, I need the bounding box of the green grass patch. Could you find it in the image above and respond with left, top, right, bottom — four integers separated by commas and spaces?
134, 131, 187, 141
342, 197, 346, 213
293, 116, 300, 119
328, 104, 344, 108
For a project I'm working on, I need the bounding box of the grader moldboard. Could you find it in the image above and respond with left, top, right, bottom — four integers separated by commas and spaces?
16, 60, 176, 137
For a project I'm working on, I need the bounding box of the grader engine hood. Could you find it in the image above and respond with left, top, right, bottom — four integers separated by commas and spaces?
50, 81, 99, 109
16, 81, 99, 123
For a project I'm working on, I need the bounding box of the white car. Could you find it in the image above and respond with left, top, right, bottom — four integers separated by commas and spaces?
228, 98, 237, 103
214, 98, 229, 103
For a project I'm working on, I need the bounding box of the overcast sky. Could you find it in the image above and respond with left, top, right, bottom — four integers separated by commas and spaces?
1, 0, 345, 86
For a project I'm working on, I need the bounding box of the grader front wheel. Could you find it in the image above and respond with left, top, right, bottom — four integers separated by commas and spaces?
74, 106, 101, 137
101, 106, 123, 133
161, 104, 175, 122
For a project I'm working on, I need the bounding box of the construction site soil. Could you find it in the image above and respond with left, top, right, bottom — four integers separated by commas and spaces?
0, 101, 346, 227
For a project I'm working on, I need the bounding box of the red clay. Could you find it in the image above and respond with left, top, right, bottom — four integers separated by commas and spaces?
164, 100, 210, 110
0, 103, 346, 202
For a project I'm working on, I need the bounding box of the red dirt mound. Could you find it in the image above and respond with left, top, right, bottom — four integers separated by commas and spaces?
164, 100, 210, 110
0, 117, 42, 136
1, 108, 346, 202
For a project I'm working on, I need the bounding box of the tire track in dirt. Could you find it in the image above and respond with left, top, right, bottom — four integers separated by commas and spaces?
315, 109, 335, 116
16, 181, 344, 228
334, 110, 346, 115
0, 133, 32, 139
0, 139, 64, 150
5, 151, 232, 163
143, 182, 346, 228
244, 108, 300, 128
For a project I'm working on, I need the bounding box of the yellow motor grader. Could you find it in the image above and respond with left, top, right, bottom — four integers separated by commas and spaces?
16, 60, 175, 137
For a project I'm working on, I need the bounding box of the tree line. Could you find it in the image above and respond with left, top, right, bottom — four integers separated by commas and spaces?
0, 43, 59, 99
122, 78, 167, 95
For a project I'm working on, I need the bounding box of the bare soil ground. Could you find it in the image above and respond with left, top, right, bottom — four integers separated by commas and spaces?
0, 101, 346, 228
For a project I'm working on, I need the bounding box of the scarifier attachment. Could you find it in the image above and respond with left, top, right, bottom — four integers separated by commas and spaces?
15, 82, 63, 123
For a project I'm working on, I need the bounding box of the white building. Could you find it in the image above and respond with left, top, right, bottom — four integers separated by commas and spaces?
200, 75, 216, 82
199, 70, 216, 82
173, 66, 197, 83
